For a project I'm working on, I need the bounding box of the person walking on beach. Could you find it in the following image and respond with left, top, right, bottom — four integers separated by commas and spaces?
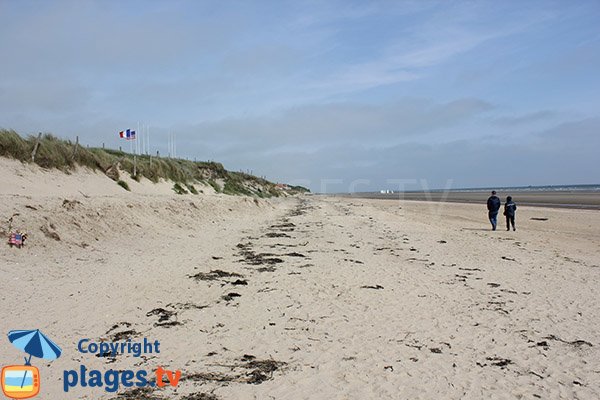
504, 196, 517, 231
487, 190, 501, 230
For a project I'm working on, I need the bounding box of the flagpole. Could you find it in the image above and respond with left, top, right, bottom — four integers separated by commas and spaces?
141, 123, 143, 155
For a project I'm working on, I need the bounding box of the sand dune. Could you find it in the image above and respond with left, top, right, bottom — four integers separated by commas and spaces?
1, 160, 599, 399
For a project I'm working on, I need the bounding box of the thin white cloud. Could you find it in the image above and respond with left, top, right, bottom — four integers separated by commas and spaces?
300, 2, 558, 96
491, 111, 556, 127
175, 97, 494, 155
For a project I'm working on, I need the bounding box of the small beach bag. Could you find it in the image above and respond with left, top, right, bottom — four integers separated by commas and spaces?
8, 232, 24, 248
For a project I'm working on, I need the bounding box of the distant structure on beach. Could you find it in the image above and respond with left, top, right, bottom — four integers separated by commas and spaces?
380, 190, 395, 194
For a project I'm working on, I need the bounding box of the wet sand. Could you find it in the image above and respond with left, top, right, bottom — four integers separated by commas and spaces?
343, 191, 600, 210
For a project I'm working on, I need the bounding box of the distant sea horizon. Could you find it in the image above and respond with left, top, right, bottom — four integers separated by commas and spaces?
353, 184, 600, 194
333, 184, 600, 209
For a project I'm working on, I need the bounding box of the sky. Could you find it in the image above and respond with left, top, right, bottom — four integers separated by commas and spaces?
1, 0, 599, 192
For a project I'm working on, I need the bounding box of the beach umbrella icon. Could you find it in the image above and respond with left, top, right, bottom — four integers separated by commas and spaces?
7, 329, 62, 390
8, 330, 62, 364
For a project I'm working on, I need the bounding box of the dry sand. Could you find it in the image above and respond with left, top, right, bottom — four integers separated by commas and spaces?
1, 157, 599, 399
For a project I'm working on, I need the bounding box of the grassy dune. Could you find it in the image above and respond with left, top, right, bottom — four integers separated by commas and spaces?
0, 129, 308, 197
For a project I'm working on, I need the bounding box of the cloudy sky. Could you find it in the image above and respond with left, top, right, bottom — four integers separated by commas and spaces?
1, 0, 599, 192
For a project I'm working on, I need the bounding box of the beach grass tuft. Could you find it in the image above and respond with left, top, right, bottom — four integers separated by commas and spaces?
186, 184, 199, 194
172, 182, 188, 195
117, 180, 130, 191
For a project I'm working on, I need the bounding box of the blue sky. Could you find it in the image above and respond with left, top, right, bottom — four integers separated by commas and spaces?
1, 0, 599, 192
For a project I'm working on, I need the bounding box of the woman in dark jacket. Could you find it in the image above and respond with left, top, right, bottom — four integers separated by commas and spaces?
504, 196, 517, 231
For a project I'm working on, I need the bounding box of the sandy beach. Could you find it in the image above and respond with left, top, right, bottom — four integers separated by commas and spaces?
3, 1, 600, 399
1, 159, 599, 399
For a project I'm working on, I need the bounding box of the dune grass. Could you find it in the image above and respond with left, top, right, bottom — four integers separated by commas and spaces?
185, 184, 199, 194
0, 129, 296, 197
117, 180, 131, 191
172, 183, 188, 195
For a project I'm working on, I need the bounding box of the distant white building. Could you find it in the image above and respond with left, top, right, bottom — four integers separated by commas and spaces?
380, 190, 394, 194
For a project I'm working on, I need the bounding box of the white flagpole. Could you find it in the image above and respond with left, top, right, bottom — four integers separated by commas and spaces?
140, 123, 143, 155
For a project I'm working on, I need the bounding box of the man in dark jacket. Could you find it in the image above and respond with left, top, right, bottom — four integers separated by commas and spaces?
487, 190, 501, 230
504, 196, 517, 231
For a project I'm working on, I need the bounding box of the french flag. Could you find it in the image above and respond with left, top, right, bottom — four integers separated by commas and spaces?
119, 129, 136, 140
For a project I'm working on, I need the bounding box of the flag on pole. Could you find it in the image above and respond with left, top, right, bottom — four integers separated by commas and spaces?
118, 129, 136, 140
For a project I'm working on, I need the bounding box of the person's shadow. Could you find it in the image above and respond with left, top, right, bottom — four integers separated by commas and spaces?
461, 228, 492, 231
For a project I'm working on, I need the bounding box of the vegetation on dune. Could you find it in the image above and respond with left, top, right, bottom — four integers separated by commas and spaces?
172, 182, 188, 195
0, 129, 309, 197
288, 185, 310, 193
185, 183, 199, 194
206, 179, 221, 193
117, 180, 131, 191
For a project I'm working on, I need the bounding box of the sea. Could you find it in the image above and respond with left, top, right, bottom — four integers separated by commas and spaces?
372, 184, 600, 194
397, 184, 600, 194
